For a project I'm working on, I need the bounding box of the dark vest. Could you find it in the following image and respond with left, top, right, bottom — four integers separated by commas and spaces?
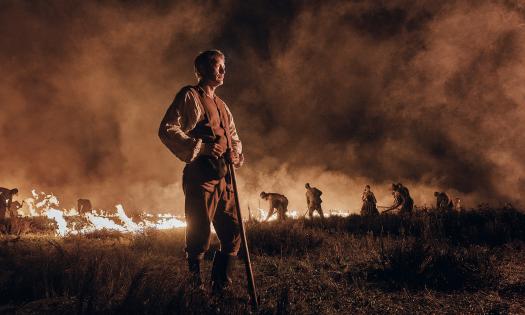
188, 87, 231, 151
183, 87, 233, 187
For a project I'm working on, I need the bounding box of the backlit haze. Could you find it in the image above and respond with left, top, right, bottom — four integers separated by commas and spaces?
1, 0, 524, 215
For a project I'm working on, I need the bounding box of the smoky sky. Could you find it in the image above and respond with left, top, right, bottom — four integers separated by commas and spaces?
1, 0, 524, 213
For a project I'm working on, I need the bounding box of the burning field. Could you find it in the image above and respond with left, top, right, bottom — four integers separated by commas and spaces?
3, 190, 310, 237
5, 190, 188, 237
1, 205, 525, 314
2, 0, 525, 314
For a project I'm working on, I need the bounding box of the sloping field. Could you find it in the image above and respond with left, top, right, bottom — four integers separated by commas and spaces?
1, 209, 524, 314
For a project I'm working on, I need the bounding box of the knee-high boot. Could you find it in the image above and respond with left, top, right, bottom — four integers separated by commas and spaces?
211, 251, 233, 292
188, 257, 203, 287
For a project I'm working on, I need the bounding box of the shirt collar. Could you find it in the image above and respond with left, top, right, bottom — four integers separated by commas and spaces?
196, 85, 216, 99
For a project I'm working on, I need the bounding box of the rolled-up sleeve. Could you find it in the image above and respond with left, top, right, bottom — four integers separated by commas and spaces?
224, 105, 242, 156
158, 87, 203, 163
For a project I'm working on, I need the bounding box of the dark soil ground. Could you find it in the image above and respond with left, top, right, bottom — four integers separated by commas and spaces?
0, 208, 524, 314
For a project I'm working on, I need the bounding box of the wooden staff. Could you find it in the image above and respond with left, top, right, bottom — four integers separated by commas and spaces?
227, 161, 258, 310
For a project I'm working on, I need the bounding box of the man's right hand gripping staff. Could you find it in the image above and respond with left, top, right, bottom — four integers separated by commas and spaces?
201, 142, 225, 159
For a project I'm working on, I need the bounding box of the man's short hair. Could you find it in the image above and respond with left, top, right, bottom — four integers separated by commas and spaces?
10, 188, 18, 195
194, 50, 224, 80
305, 183, 310, 189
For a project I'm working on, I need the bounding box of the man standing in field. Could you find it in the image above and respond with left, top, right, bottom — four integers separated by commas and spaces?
0, 187, 18, 220
305, 183, 324, 219
159, 50, 244, 292
360, 185, 379, 216
260, 191, 288, 221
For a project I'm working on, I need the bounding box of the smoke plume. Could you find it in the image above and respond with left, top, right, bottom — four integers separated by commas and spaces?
1, 0, 524, 213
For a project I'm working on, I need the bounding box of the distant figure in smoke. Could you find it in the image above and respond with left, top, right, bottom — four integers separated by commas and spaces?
383, 183, 413, 214
361, 185, 379, 216
397, 183, 414, 212
8, 200, 24, 218
159, 50, 244, 292
260, 192, 288, 221
305, 183, 324, 219
0, 188, 18, 220
434, 192, 453, 211
77, 199, 93, 214
454, 198, 462, 211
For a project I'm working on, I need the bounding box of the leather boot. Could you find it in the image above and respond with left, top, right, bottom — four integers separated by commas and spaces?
211, 251, 233, 293
187, 258, 203, 287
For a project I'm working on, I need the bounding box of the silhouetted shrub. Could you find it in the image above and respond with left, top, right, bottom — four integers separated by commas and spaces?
363, 240, 498, 291
247, 220, 324, 256
303, 208, 525, 245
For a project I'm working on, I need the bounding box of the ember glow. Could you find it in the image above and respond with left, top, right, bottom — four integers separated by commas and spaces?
328, 210, 351, 217
256, 208, 351, 221
256, 209, 301, 221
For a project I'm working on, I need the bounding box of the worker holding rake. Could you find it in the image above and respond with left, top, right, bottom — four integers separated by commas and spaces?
159, 50, 257, 308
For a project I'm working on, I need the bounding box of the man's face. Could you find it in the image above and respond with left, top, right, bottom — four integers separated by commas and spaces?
204, 56, 226, 87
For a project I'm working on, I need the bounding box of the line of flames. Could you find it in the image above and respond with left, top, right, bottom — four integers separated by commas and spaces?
13, 190, 187, 237
257, 208, 350, 221
10, 190, 350, 237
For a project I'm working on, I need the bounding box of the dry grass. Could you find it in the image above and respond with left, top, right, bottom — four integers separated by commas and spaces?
0, 208, 524, 314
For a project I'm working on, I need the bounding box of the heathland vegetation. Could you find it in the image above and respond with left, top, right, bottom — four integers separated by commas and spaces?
1, 208, 524, 314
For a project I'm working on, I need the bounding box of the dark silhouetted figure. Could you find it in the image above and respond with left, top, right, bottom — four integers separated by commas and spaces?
434, 192, 453, 211
77, 199, 93, 214
159, 50, 244, 291
260, 192, 288, 221
305, 183, 324, 219
383, 183, 413, 214
454, 198, 462, 211
361, 185, 379, 216
8, 200, 24, 218
0, 188, 18, 220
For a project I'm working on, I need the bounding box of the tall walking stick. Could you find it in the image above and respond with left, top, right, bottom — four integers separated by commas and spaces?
228, 162, 259, 310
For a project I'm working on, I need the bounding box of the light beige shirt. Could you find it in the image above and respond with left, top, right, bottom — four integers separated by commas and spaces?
159, 86, 242, 163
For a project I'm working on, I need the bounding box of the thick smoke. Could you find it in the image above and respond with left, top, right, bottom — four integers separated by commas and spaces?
1, 0, 524, 214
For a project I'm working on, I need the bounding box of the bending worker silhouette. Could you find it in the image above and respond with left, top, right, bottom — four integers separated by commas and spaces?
260, 192, 288, 221
383, 183, 413, 214
305, 183, 324, 218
